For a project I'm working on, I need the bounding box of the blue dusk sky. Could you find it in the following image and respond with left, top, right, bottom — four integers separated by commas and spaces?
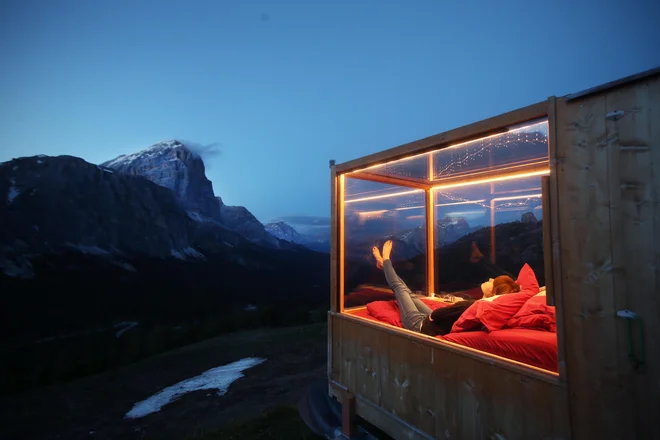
1, 0, 658, 224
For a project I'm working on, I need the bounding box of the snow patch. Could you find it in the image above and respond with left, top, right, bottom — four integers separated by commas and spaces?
12, 166, 18, 171
171, 247, 205, 260
67, 243, 111, 256
183, 247, 205, 259
37, 160, 43, 164
114, 321, 138, 338
244, 304, 258, 312
125, 357, 266, 419
7, 180, 19, 203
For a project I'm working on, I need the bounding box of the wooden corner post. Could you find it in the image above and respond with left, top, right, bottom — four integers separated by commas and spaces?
330, 164, 338, 313
425, 189, 435, 295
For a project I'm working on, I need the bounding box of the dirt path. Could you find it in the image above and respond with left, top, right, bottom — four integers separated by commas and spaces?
0, 324, 327, 440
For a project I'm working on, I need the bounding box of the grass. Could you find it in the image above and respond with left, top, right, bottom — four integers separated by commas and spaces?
184, 405, 321, 440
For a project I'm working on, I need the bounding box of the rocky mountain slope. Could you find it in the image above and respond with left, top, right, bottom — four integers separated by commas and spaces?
101, 140, 280, 248
0, 154, 301, 279
265, 221, 304, 244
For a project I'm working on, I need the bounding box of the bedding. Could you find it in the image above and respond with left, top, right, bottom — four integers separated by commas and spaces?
451, 263, 540, 333
366, 297, 448, 327
350, 295, 558, 372
440, 328, 558, 372
506, 294, 557, 332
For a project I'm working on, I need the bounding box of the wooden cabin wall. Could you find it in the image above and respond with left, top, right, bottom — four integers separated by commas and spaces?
329, 313, 570, 440
555, 74, 660, 440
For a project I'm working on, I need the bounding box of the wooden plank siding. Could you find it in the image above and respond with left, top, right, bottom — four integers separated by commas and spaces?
330, 313, 570, 439
555, 73, 660, 439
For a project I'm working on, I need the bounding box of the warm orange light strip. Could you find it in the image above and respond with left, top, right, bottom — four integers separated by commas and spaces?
394, 199, 487, 212
436, 199, 486, 207
345, 120, 548, 175
491, 193, 542, 202
344, 189, 423, 204
357, 209, 388, 217
431, 169, 549, 192
444, 210, 488, 217
428, 154, 434, 181
394, 205, 425, 211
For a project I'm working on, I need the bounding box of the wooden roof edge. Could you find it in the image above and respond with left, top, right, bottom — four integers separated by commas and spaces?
564, 66, 660, 102
334, 100, 549, 174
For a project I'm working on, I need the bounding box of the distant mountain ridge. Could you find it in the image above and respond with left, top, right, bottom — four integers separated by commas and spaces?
0, 140, 329, 278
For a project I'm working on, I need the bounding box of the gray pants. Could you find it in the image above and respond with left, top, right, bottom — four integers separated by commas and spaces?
383, 259, 431, 332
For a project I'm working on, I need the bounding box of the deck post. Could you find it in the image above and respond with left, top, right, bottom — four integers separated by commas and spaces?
341, 392, 357, 438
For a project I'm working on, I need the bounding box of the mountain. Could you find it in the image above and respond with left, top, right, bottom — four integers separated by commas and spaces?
101, 140, 279, 248
266, 221, 304, 244
0, 152, 330, 390
0, 154, 281, 278
265, 221, 331, 253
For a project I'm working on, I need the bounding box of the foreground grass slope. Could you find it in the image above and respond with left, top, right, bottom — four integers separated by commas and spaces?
0, 324, 327, 440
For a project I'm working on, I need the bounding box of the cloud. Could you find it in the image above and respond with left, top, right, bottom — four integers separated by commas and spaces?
180, 140, 223, 161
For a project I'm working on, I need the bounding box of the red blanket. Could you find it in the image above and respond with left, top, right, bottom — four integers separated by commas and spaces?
359, 297, 558, 372
366, 298, 448, 327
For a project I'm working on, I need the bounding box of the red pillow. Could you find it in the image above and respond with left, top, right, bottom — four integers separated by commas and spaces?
451, 264, 540, 333
515, 263, 540, 294
367, 298, 446, 327
451, 290, 537, 332
506, 295, 557, 332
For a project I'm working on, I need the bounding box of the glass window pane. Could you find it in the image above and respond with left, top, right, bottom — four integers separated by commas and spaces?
433, 175, 545, 297
432, 120, 549, 180
343, 177, 427, 309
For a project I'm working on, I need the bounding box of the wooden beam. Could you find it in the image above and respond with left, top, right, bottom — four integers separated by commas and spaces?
346, 172, 431, 190
564, 66, 660, 102
354, 395, 434, 440
329, 166, 338, 384
335, 100, 548, 174
541, 175, 555, 306
425, 189, 435, 295
547, 96, 568, 383
330, 166, 338, 313
338, 175, 345, 313
341, 392, 357, 438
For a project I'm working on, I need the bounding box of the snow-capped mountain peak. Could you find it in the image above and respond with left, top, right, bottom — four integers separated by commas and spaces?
101, 140, 281, 248
265, 221, 303, 244
102, 140, 186, 169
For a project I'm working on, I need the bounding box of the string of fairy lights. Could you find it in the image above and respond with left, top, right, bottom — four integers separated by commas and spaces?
356, 123, 549, 183
433, 128, 548, 179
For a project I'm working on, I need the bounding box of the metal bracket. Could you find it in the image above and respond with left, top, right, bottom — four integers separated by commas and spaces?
616, 309, 638, 319
606, 110, 625, 121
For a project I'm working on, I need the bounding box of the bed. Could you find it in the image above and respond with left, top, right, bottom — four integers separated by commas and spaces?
348, 296, 558, 373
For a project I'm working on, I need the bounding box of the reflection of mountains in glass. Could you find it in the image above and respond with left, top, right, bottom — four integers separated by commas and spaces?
344, 210, 540, 263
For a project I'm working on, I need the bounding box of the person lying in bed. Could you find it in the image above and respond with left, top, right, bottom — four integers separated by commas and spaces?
371, 240, 520, 337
